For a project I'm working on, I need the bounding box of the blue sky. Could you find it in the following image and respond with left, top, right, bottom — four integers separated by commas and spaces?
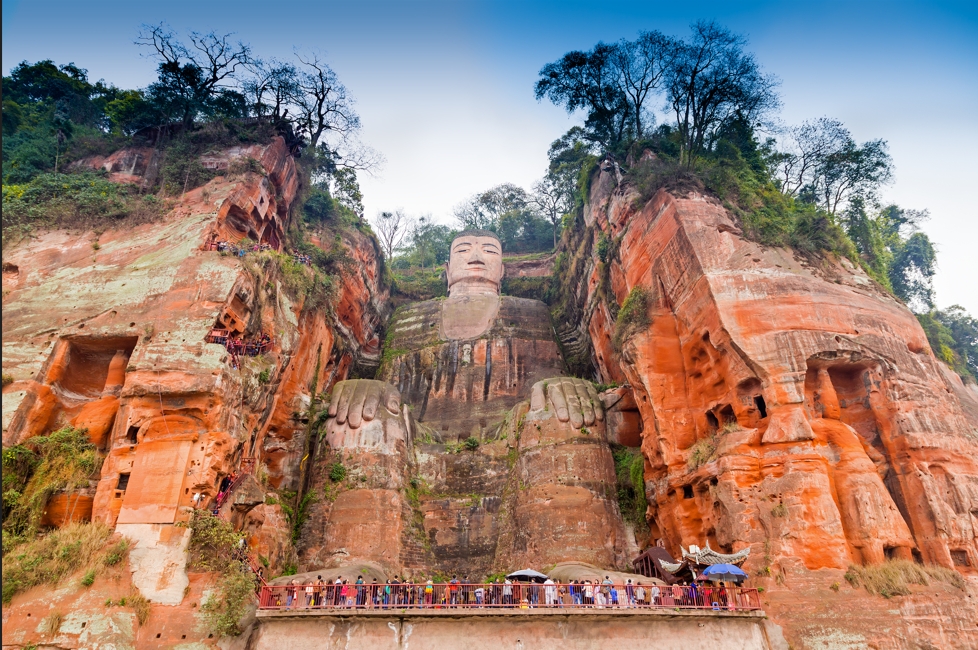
4, 0, 976, 312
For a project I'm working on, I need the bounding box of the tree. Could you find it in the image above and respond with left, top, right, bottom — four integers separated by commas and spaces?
535, 43, 631, 149
666, 21, 779, 166
374, 210, 411, 259
531, 174, 574, 247
773, 118, 893, 215
330, 167, 364, 218
608, 30, 679, 140
136, 24, 252, 128
454, 183, 529, 232
406, 215, 453, 270
918, 306, 978, 382
293, 52, 358, 151
244, 59, 299, 119
813, 138, 892, 215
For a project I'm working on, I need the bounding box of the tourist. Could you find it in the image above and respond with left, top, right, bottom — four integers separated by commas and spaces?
355, 576, 365, 608
544, 577, 557, 607
583, 580, 594, 607
474, 583, 485, 607
424, 579, 434, 606
503, 578, 513, 606
689, 580, 699, 607
651, 583, 661, 606
449, 575, 459, 607
371, 578, 381, 608
570, 580, 581, 606
313, 576, 324, 608
610, 582, 619, 608
286, 579, 297, 609
625, 578, 635, 607
332, 576, 342, 606
304, 579, 314, 608
635, 582, 645, 607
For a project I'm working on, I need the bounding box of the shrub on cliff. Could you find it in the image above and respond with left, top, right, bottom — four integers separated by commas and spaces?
2, 171, 165, 240
1, 426, 102, 540
612, 446, 648, 532
186, 510, 257, 636
613, 286, 651, 351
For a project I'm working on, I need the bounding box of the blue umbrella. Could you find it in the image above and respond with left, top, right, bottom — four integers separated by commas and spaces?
699, 564, 748, 583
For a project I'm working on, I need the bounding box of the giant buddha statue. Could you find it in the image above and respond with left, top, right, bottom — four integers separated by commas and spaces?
306, 230, 628, 576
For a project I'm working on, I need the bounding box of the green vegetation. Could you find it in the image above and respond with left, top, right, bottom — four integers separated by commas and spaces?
391, 266, 447, 301
501, 275, 553, 301
917, 306, 978, 382
612, 445, 648, 533
277, 489, 316, 544
2, 426, 102, 540
328, 461, 348, 483
612, 286, 651, 351
1, 522, 124, 604
185, 510, 256, 636
843, 560, 964, 599
463, 436, 480, 451
536, 22, 978, 343
687, 434, 720, 470
2, 172, 164, 240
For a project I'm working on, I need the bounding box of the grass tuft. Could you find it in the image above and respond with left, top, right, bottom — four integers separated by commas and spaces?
1, 522, 123, 604
844, 560, 965, 598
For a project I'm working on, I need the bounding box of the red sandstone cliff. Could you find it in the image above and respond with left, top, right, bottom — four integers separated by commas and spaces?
561, 162, 978, 647
1, 136, 388, 647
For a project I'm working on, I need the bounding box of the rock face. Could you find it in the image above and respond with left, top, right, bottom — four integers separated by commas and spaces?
5, 138, 978, 649
556, 164, 978, 645
573, 171, 978, 572
1, 136, 388, 638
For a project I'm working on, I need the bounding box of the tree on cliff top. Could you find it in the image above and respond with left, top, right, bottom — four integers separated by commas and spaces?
136, 24, 252, 129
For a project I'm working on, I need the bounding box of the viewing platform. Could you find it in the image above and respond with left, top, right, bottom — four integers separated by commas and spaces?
251, 584, 780, 650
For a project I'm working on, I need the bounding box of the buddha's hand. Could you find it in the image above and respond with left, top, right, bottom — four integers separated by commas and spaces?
529, 377, 604, 428
327, 379, 401, 429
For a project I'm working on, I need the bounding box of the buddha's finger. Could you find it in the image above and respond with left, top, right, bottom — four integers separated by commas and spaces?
548, 382, 570, 422
530, 382, 546, 411
362, 383, 382, 421
587, 384, 605, 421
575, 381, 595, 426
328, 381, 346, 417
347, 380, 369, 429
336, 380, 355, 425
383, 384, 401, 414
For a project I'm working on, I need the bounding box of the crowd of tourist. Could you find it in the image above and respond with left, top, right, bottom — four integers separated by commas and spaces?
264, 574, 753, 611
205, 237, 311, 265
206, 329, 272, 368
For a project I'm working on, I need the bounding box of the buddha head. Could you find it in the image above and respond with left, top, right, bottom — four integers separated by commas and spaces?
446, 229, 503, 297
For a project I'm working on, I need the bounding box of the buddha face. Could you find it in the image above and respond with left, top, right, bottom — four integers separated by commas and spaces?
446, 234, 503, 296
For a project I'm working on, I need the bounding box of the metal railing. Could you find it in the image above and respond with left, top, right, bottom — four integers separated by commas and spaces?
258, 582, 761, 612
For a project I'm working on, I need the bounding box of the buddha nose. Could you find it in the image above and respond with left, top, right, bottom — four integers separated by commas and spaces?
470, 246, 486, 264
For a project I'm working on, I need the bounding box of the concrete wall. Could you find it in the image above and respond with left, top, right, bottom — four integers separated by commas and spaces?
251, 610, 787, 650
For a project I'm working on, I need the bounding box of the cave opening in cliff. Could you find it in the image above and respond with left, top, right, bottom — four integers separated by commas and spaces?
52, 336, 138, 402
682, 485, 694, 499
753, 395, 767, 418
117, 473, 130, 491
705, 411, 719, 432
126, 424, 139, 443
718, 405, 736, 426
950, 549, 970, 567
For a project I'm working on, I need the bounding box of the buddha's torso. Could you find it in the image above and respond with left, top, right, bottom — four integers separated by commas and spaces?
378, 295, 564, 441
